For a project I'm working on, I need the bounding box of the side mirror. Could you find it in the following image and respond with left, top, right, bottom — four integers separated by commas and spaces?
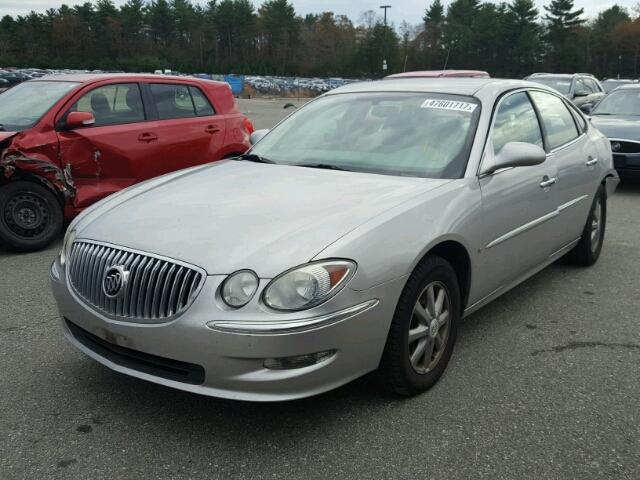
481, 142, 546, 176
574, 89, 589, 97
250, 129, 269, 145
66, 111, 95, 129
580, 103, 594, 114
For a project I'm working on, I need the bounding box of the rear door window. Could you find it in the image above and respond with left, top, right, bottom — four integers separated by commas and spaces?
150, 84, 196, 120
530, 91, 580, 150
73, 83, 145, 126
189, 87, 215, 116
492, 92, 544, 154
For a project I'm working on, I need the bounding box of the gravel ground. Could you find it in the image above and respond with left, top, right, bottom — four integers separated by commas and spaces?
0, 99, 638, 480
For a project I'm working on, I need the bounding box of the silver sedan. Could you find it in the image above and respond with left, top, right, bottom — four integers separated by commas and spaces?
51, 78, 619, 401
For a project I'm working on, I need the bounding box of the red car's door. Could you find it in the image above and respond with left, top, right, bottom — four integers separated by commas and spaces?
144, 82, 226, 171
57, 82, 168, 208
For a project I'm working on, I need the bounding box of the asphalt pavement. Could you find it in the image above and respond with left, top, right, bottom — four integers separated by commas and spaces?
0, 100, 638, 479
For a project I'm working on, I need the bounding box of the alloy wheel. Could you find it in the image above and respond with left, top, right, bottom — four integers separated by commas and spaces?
408, 281, 451, 374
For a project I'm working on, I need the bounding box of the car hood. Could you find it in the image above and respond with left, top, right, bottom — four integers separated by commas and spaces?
591, 115, 640, 142
76, 160, 450, 276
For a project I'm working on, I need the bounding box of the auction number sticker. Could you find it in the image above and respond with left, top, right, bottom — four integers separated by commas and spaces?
421, 99, 478, 113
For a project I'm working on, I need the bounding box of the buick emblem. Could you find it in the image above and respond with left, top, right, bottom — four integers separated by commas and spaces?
611, 142, 621, 152
102, 265, 129, 299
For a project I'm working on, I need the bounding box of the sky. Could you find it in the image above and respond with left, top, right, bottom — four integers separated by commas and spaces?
0, 0, 636, 24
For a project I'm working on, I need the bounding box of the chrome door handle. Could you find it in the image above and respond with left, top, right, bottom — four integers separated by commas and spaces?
540, 177, 557, 188
586, 157, 599, 167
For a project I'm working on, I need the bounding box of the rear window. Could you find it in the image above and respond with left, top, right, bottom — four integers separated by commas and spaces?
529, 77, 572, 95
150, 84, 215, 120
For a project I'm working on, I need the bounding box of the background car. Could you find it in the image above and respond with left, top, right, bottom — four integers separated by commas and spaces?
386, 70, 490, 79
601, 78, 638, 94
0, 74, 253, 252
589, 84, 640, 179
51, 78, 617, 402
526, 73, 605, 108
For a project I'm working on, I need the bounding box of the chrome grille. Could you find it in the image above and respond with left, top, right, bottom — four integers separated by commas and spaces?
68, 241, 204, 322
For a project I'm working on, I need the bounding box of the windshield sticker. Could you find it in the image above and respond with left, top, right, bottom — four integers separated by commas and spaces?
421, 99, 478, 113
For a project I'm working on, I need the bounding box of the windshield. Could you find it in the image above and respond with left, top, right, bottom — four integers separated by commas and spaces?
0, 81, 79, 130
529, 77, 572, 95
592, 89, 640, 116
250, 92, 481, 178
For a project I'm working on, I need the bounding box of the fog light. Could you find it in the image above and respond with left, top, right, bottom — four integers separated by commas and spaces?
263, 350, 336, 370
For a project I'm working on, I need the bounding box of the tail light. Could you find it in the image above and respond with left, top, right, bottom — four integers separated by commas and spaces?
243, 117, 255, 135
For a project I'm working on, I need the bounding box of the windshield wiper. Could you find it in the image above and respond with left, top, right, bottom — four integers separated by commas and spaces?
294, 163, 351, 172
235, 153, 276, 164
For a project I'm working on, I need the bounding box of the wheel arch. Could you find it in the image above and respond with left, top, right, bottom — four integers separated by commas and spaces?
0, 169, 66, 208
414, 239, 472, 312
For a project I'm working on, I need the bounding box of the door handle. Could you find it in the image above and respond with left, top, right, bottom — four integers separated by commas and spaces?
540, 177, 557, 188
138, 132, 158, 143
205, 125, 221, 134
586, 157, 599, 167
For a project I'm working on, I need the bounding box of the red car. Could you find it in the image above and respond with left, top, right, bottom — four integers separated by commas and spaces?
386, 70, 490, 79
0, 74, 253, 251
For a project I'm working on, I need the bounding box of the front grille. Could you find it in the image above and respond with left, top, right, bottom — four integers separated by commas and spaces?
65, 319, 205, 385
611, 140, 640, 154
68, 240, 204, 323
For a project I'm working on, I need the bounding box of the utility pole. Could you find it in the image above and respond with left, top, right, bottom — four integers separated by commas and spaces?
380, 5, 391, 26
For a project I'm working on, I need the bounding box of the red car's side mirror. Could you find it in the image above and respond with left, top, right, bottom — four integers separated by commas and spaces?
66, 111, 95, 129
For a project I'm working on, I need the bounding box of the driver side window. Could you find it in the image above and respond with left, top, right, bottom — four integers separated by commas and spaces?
492, 92, 544, 155
73, 83, 145, 127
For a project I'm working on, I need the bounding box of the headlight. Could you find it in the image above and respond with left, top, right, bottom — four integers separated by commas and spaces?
263, 260, 356, 311
221, 270, 259, 308
59, 229, 76, 266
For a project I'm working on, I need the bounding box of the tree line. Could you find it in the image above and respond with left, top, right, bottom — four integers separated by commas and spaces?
0, 0, 639, 79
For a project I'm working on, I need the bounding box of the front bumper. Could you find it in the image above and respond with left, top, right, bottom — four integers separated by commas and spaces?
51, 256, 405, 401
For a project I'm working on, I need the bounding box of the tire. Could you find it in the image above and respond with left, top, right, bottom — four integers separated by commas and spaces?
0, 181, 64, 252
379, 255, 461, 396
566, 184, 607, 266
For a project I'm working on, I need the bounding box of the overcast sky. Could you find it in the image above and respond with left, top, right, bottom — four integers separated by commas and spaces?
0, 0, 635, 23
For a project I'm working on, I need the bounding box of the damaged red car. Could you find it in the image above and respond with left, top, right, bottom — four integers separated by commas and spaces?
0, 74, 253, 251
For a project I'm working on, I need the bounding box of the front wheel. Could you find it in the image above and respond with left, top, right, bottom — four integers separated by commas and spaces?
566, 184, 607, 266
0, 181, 64, 252
379, 256, 460, 396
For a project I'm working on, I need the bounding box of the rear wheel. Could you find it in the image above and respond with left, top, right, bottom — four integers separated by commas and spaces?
566, 184, 606, 266
379, 256, 460, 396
0, 181, 64, 252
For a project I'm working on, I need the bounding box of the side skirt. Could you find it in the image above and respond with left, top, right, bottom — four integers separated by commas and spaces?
462, 237, 581, 318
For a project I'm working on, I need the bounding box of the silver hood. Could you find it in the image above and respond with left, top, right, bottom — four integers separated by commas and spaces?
75, 160, 449, 276
590, 115, 640, 142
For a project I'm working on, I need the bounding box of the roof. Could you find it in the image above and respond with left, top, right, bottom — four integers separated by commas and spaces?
386, 70, 490, 79
329, 77, 537, 97
34, 73, 225, 85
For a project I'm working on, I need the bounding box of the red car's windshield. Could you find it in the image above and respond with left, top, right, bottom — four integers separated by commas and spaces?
0, 81, 79, 131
